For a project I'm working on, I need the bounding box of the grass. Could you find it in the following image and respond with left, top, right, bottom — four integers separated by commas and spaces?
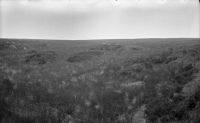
0, 38, 200, 123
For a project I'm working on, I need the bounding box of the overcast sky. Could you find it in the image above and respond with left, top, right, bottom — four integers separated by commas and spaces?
0, 0, 199, 39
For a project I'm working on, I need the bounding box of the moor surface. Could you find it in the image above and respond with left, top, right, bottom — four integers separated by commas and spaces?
0, 38, 200, 123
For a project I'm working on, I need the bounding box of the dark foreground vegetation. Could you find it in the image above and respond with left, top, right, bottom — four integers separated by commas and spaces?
0, 38, 200, 123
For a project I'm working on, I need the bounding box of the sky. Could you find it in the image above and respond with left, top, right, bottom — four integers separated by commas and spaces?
0, 0, 199, 40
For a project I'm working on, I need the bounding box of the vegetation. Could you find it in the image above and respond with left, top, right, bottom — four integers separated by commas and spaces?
0, 38, 200, 123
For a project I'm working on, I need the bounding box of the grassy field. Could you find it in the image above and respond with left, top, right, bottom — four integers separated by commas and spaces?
0, 38, 200, 123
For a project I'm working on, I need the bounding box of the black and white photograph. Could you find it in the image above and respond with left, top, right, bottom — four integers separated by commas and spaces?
0, 0, 200, 122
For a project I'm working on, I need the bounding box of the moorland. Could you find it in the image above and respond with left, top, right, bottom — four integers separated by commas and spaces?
0, 38, 200, 123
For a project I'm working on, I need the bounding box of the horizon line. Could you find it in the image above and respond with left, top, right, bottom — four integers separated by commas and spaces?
0, 37, 199, 41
